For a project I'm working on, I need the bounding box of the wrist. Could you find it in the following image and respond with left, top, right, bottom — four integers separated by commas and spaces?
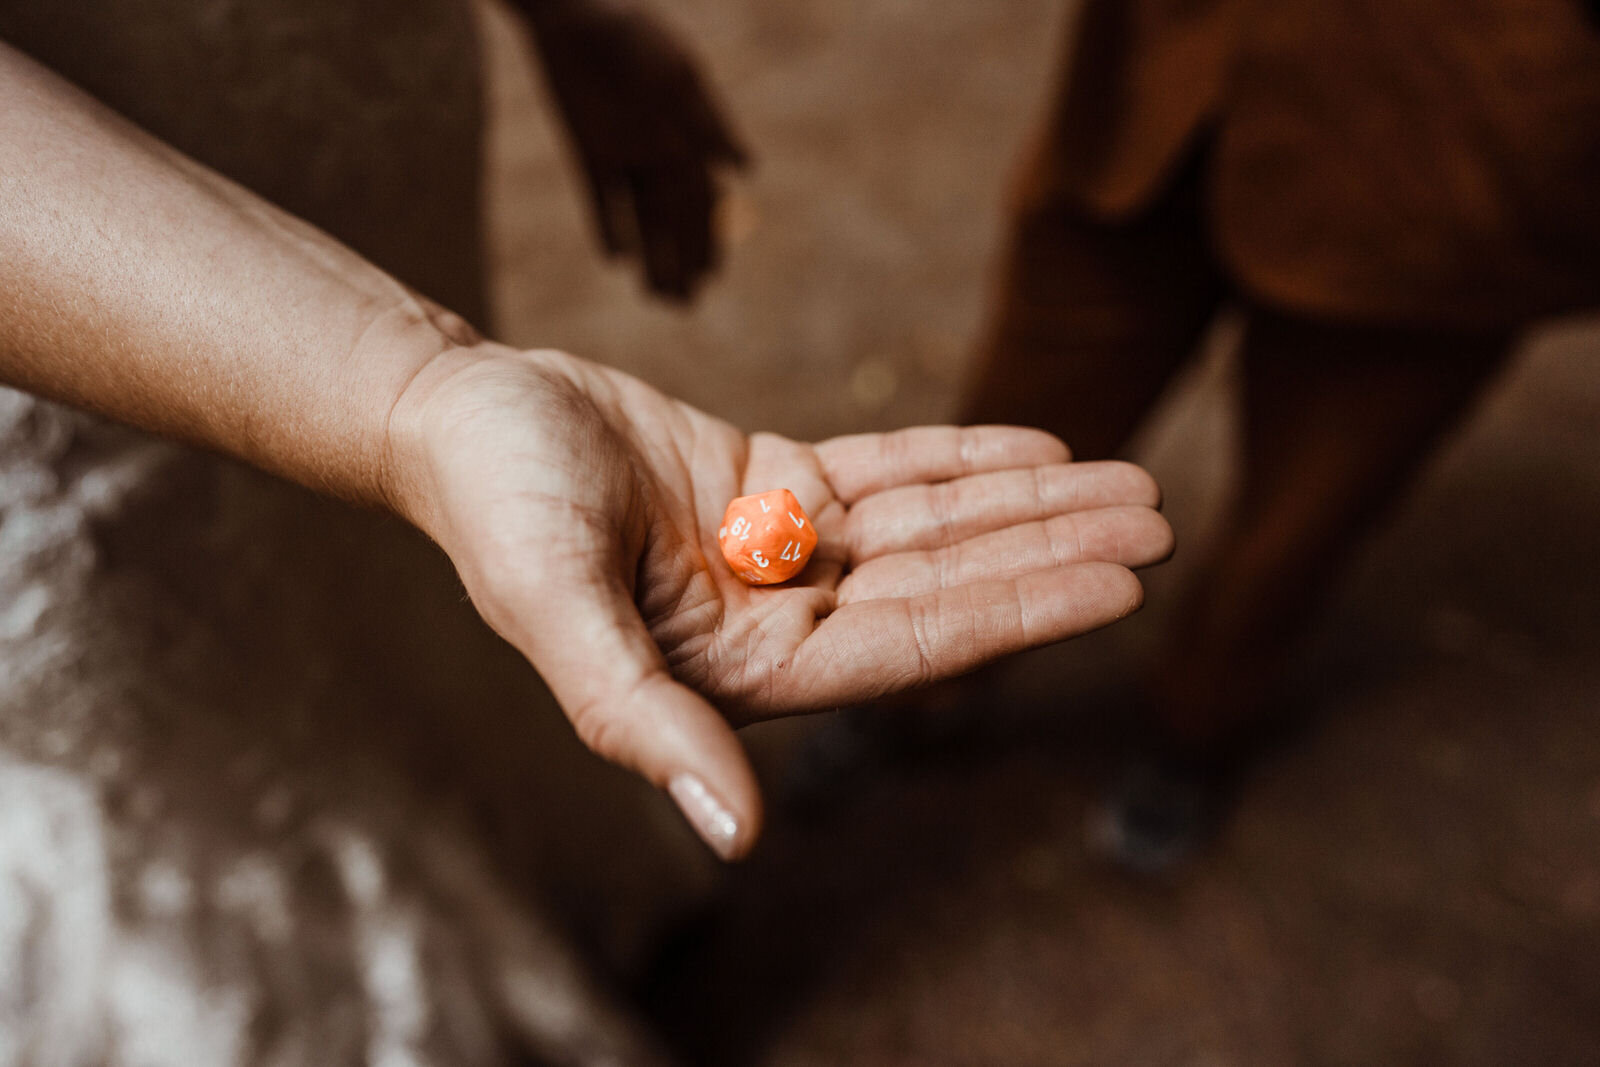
377, 338, 587, 542
375, 338, 493, 536
340, 290, 482, 514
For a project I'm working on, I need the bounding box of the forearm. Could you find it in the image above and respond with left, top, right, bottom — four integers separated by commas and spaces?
0, 41, 469, 508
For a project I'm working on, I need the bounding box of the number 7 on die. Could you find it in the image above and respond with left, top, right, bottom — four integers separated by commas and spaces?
717, 488, 818, 585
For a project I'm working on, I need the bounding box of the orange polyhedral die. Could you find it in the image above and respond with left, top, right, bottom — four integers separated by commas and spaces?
718, 489, 818, 585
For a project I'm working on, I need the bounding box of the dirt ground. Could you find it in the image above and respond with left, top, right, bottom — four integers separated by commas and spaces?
476, 1, 1600, 1062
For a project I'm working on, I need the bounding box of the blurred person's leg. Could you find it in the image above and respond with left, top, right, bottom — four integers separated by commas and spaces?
1094, 309, 1515, 869
1157, 311, 1513, 741
963, 145, 1226, 458
786, 146, 1223, 807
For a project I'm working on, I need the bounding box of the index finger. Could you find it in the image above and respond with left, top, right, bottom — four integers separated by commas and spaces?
814, 425, 1071, 504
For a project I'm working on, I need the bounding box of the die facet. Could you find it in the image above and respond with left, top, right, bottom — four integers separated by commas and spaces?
718, 489, 818, 585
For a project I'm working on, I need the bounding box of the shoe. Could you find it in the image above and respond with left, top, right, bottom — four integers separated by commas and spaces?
1084, 754, 1235, 873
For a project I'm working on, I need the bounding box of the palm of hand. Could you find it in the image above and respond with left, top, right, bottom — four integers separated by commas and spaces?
399, 347, 1171, 855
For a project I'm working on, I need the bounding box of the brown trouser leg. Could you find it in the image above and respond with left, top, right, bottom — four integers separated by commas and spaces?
964, 118, 1515, 757
820, 143, 1226, 745
963, 149, 1225, 459
1153, 310, 1515, 745
964, 131, 1515, 751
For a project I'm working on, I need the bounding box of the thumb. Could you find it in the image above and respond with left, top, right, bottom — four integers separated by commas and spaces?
508, 570, 762, 862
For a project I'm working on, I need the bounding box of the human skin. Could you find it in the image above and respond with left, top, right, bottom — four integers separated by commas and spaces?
0, 43, 1174, 859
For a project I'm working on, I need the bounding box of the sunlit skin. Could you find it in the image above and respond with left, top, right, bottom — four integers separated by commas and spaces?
0, 42, 1172, 859
389, 347, 1171, 854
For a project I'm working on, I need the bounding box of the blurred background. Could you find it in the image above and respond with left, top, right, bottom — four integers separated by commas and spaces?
475, 0, 1600, 1062
2, 0, 1598, 1063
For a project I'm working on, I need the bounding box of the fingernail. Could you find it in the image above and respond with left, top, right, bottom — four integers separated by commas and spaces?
668, 773, 741, 861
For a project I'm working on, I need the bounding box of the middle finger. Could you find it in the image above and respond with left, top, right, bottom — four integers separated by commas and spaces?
837, 505, 1173, 605
842, 461, 1160, 562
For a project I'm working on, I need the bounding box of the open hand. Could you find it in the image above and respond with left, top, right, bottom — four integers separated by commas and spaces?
517, 0, 747, 300
386, 345, 1173, 858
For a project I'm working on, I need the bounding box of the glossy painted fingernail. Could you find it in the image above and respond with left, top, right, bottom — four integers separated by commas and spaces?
668, 773, 741, 861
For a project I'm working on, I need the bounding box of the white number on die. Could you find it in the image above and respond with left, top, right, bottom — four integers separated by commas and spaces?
779, 540, 801, 562
730, 517, 751, 539
751, 549, 769, 567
